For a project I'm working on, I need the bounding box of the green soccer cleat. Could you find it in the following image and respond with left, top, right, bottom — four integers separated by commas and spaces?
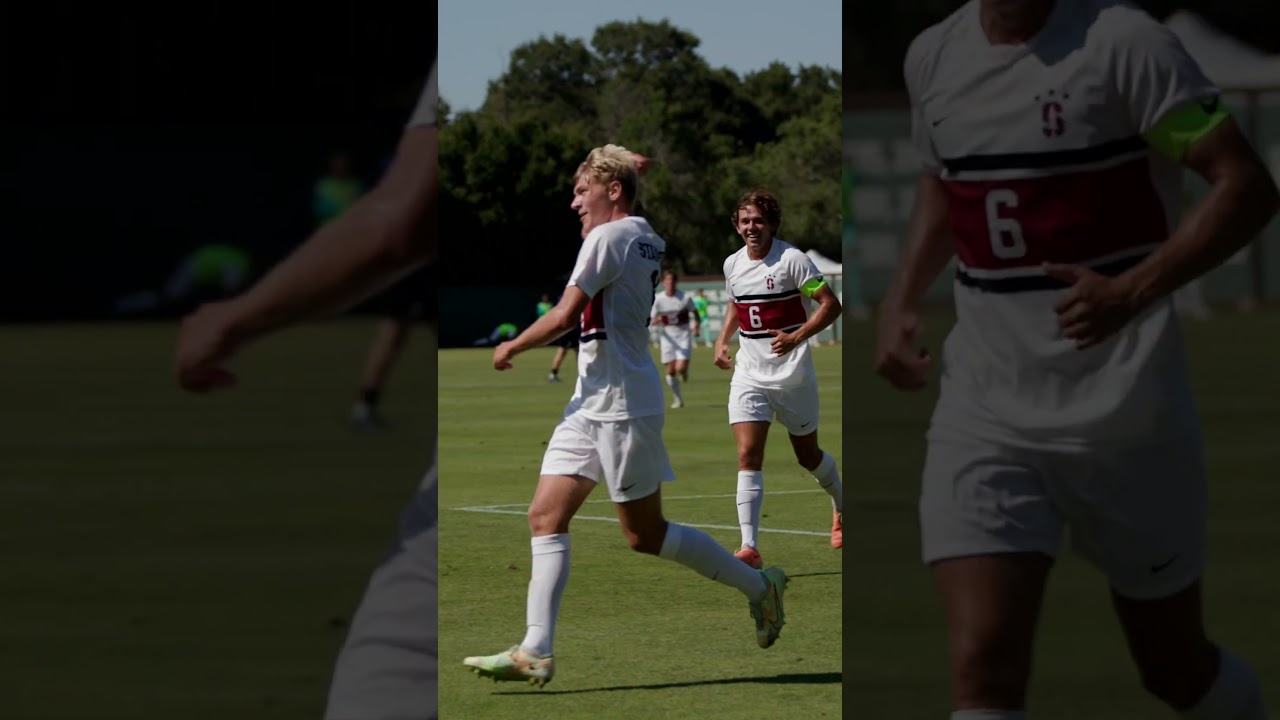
463, 645, 555, 687
749, 567, 788, 649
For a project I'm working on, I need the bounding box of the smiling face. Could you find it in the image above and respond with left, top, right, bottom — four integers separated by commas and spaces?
732, 190, 782, 260
569, 174, 620, 240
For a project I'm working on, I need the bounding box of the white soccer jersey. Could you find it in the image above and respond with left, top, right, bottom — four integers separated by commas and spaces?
563, 216, 667, 421
905, 0, 1217, 446
651, 290, 695, 347
723, 238, 822, 389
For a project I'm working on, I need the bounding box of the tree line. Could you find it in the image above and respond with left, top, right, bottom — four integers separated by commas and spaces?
438, 19, 841, 285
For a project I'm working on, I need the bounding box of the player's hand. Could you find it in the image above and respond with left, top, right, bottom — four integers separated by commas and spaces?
713, 340, 733, 370
175, 300, 243, 393
768, 329, 802, 356
874, 307, 932, 391
1042, 263, 1139, 349
494, 341, 517, 370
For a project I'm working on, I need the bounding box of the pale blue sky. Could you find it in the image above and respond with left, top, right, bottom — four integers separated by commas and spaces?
439, 1, 842, 112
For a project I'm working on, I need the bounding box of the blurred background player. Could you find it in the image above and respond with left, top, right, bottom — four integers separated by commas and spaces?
650, 269, 698, 407
175, 56, 440, 720
114, 243, 253, 315
692, 288, 712, 346
714, 189, 844, 567
462, 145, 788, 686
473, 321, 519, 347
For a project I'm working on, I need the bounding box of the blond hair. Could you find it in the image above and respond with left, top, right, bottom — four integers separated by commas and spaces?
574, 144, 639, 206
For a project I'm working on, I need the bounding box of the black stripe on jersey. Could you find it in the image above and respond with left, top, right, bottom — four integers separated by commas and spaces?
739, 323, 804, 339
734, 289, 801, 302
941, 136, 1146, 174
580, 330, 608, 342
956, 254, 1147, 294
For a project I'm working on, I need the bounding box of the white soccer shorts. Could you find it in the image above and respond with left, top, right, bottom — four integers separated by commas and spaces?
325, 460, 438, 720
540, 412, 676, 503
727, 380, 820, 436
659, 333, 693, 364
918, 427, 1208, 601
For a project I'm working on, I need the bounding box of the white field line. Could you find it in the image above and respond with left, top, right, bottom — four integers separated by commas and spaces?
453, 488, 829, 537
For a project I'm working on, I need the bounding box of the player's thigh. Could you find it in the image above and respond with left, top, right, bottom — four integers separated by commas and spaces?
1053, 436, 1208, 602
660, 336, 686, 365
728, 382, 774, 427
920, 433, 1063, 565
539, 415, 605, 485
596, 414, 675, 505
773, 382, 820, 437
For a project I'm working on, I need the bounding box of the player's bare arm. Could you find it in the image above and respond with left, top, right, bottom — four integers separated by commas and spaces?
494, 286, 589, 370
769, 282, 840, 356
713, 303, 740, 369
1047, 113, 1280, 348
874, 172, 952, 390
176, 124, 439, 392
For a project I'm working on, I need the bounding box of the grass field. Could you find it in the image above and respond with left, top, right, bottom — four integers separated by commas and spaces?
437, 342, 844, 719
3, 309, 1279, 719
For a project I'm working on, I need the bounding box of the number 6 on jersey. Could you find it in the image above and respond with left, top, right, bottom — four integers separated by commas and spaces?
747, 304, 763, 329
985, 188, 1027, 259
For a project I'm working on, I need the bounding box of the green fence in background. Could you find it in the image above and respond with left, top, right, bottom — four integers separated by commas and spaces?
843, 95, 1280, 305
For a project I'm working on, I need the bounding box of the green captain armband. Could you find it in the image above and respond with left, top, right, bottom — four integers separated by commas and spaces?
1144, 98, 1229, 160
799, 277, 827, 298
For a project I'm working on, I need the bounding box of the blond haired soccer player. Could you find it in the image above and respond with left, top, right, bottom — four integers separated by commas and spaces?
714, 189, 844, 568
880, 0, 1279, 716
462, 145, 788, 687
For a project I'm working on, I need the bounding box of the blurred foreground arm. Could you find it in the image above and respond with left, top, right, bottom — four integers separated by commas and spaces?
176, 65, 439, 392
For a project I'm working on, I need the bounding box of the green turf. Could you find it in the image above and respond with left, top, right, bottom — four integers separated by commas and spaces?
438, 342, 844, 718
3, 310, 1278, 719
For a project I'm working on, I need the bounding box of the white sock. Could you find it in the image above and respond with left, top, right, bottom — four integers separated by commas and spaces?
736, 470, 763, 548
811, 451, 842, 513
950, 712, 1026, 719
666, 374, 682, 402
520, 534, 570, 657
659, 522, 767, 601
1182, 647, 1267, 720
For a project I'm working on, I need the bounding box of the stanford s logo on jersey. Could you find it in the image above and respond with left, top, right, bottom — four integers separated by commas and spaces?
766, 276, 775, 290
1034, 89, 1069, 138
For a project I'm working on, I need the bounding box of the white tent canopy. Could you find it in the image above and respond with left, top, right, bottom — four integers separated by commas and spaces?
1165, 11, 1280, 91
806, 249, 843, 277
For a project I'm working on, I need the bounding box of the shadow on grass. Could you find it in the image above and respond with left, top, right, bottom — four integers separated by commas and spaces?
493, 671, 841, 695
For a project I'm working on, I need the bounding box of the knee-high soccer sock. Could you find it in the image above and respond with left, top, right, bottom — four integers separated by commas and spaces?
520, 534, 570, 657
736, 471, 763, 548
659, 522, 768, 601
1182, 647, 1267, 720
810, 451, 842, 513
666, 374, 683, 404
950, 712, 1026, 719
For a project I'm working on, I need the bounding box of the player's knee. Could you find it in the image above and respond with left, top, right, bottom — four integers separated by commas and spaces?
951, 637, 1032, 708
527, 502, 570, 536
737, 446, 764, 470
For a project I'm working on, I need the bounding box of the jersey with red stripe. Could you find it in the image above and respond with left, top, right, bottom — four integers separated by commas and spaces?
564, 216, 667, 422
906, 0, 1216, 446
723, 238, 821, 389
651, 290, 695, 346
